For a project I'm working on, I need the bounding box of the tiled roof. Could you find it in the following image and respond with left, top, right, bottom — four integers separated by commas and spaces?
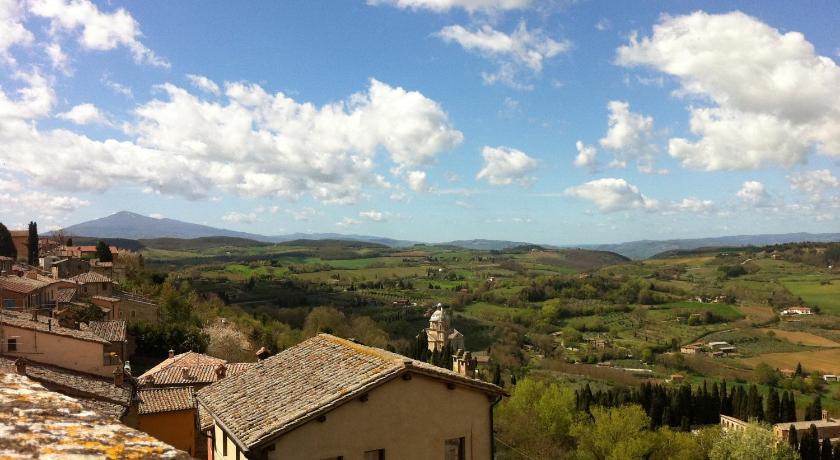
55, 287, 77, 303
197, 334, 505, 450
70, 271, 113, 284
139, 361, 251, 386
0, 310, 110, 344
138, 387, 196, 415
85, 320, 127, 342
198, 401, 214, 431
91, 295, 121, 302
140, 351, 226, 379
0, 373, 190, 459
0, 356, 130, 409
0, 275, 50, 294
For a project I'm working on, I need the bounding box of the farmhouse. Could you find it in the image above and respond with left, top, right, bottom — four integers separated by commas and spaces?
197, 334, 505, 460
680, 343, 704, 354
781, 306, 813, 316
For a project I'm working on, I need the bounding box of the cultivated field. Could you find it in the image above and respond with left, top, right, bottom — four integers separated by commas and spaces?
741, 349, 840, 374
764, 328, 840, 347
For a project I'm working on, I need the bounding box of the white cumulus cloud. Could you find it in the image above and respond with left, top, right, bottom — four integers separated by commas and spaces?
564, 178, 657, 213
0, 76, 462, 205
789, 169, 839, 202
28, 0, 169, 67
437, 21, 570, 89
407, 170, 428, 192
599, 100, 659, 172
736, 181, 771, 206
186, 74, 220, 95
0, 0, 33, 64
477, 145, 538, 186
57, 103, 107, 125
573, 141, 598, 173
617, 11, 840, 170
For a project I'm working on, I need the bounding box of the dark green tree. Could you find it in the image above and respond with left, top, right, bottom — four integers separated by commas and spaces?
0, 222, 16, 259
27, 221, 38, 265
95, 240, 113, 262
66, 237, 73, 246
832, 442, 840, 460
789, 424, 798, 450
492, 363, 502, 386
767, 387, 780, 425
821, 438, 833, 460
796, 362, 804, 376
801, 429, 813, 460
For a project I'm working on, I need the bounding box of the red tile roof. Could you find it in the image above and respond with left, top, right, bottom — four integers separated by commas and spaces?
138, 387, 196, 415
70, 272, 113, 284
0, 276, 50, 294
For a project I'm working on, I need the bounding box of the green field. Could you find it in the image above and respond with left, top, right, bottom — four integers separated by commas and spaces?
781, 278, 840, 315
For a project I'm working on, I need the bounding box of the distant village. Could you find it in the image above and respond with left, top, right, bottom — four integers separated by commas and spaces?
0, 223, 505, 459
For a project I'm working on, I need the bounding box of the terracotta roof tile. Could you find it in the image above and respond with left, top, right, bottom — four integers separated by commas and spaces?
0, 275, 50, 294
85, 320, 127, 342
55, 287, 77, 303
0, 310, 109, 344
138, 387, 196, 414
0, 356, 130, 408
139, 361, 251, 386
70, 272, 113, 284
196, 334, 504, 449
0, 373, 190, 459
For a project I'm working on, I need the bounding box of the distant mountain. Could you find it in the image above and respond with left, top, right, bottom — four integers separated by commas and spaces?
54, 211, 418, 248
586, 232, 840, 260
58, 211, 270, 241
440, 239, 551, 251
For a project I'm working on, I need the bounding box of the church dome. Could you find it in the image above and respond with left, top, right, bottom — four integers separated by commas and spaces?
430, 305, 447, 322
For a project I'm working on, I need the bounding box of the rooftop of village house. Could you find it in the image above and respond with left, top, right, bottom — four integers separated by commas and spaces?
0, 356, 130, 418
0, 309, 110, 344
138, 386, 196, 415
197, 333, 505, 450
0, 372, 189, 459
138, 351, 251, 386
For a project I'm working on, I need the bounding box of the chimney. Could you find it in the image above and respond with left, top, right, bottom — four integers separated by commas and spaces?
463, 351, 476, 379
255, 347, 271, 361
31, 310, 37, 322
14, 358, 26, 375
181, 367, 190, 379
823, 410, 830, 422
215, 363, 227, 379
113, 367, 124, 386
168, 349, 175, 359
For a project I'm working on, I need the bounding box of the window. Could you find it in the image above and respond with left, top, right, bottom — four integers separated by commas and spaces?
7, 338, 17, 352
445, 437, 465, 460
364, 449, 385, 460
3, 299, 14, 309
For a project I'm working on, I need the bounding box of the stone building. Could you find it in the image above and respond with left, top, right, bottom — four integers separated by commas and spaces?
426, 304, 465, 353
198, 334, 505, 460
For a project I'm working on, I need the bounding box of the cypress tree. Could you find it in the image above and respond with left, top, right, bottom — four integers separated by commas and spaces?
95, 240, 113, 262
790, 391, 798, 422
832, 442, 840, 460
821, 439, 833, 460
801, 429, 813, 460
812, 396, 823, 421
807, 425, 821, 460
789, 424, 799, 450
767, 388, 780, 425
492, 364, 501, 386
27, 221, 37, 265
796, 362, 803, 376
0, 222, 16, 259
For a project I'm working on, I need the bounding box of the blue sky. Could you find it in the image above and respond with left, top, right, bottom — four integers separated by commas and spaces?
1, 0, 839, 244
